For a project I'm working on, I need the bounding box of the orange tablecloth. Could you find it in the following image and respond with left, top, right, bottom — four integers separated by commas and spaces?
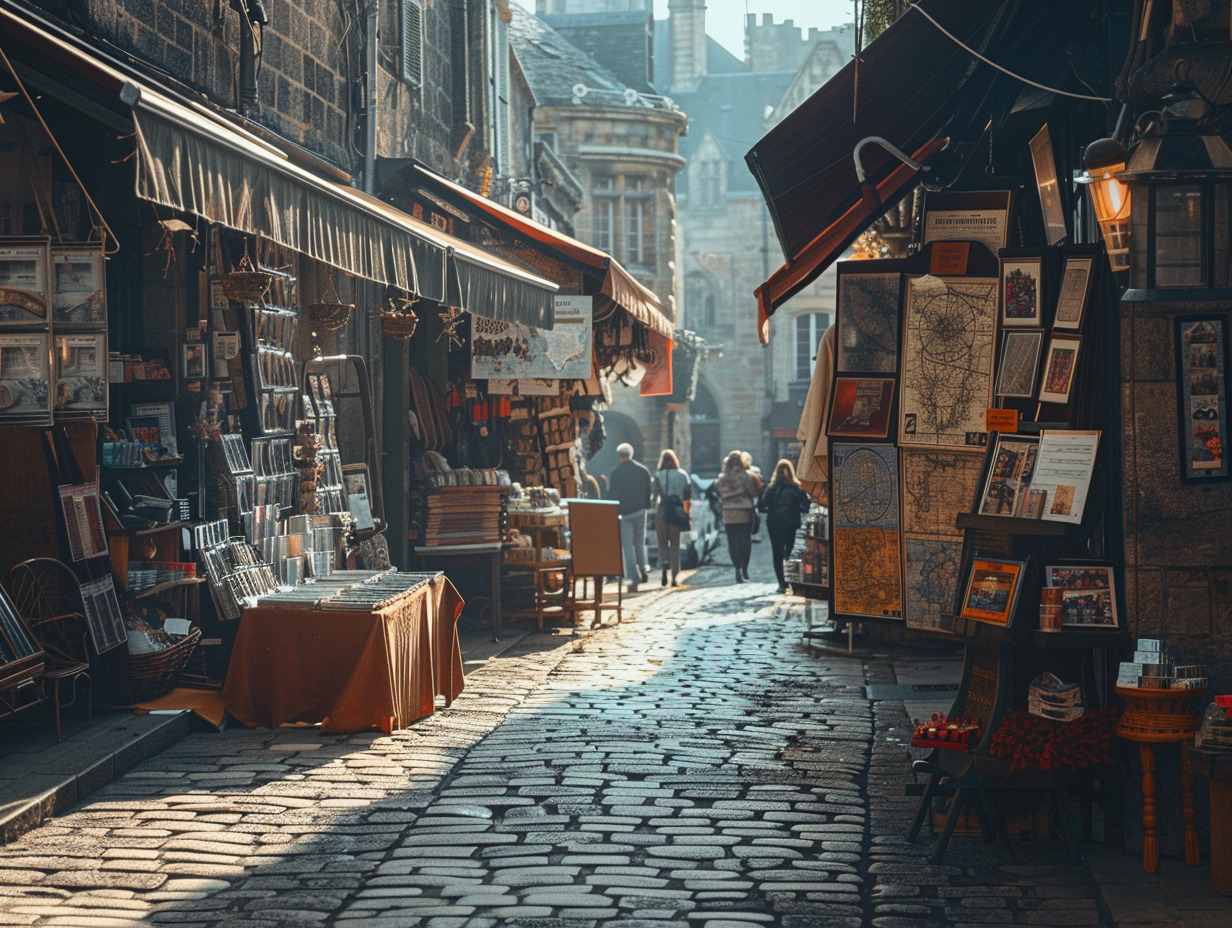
222, 575, 464, 734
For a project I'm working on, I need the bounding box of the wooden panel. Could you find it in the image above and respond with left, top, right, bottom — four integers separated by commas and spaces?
567, 500, 623, 577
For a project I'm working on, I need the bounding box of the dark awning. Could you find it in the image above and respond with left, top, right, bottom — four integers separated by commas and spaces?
396, 163, 673, 338
127, 87, 556, 325
744, 0, 1000, 333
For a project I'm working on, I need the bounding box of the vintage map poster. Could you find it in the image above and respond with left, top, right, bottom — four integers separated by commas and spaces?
471, 295, 592, 381
831, 443, 902, 620
900, 448, 984, 630
899, 275, 997, 449
836, 272, 901, 372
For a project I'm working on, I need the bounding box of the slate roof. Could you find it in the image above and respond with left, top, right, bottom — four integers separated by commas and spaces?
509, 5, 632, 106
542, 11, 656, 94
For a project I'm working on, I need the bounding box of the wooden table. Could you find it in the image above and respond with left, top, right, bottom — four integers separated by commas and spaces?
1115, 684, 1206, 873
1184, 745, 1232, 894
222, 574, 464, 734
413, 542, 504, 640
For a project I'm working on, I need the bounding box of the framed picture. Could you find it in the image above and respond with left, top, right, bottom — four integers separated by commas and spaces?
0, 331, 51, 423
827, 376, 896, 439
995, 329, 1045, 398
182, 342, 207, 380
51, 245, 106, 326
922, 190, 1013, 253
976, 433, 1039, 517
1175, 315, 1229, 481
343, 462, 376, 531
1053, 256, 1094, 330
960, 557, 1025, 626
1046, 563, 1118, 629
53, 331, 107, 415
129, 401, 177, 457
1038, 334, 1082, 404
1000, 256, 1043, 327
0, 238, 50, 326
1029, 125, 1069, 246
835, 271, 902, 373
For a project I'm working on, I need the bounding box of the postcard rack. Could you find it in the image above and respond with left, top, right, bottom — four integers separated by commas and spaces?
304, 370, 344, 514
193, 519, 278, 621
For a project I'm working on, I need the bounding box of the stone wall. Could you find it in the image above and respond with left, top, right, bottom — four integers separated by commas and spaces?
1121, 293, 1232, 689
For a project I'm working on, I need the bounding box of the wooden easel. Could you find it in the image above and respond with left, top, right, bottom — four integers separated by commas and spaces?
566, 500, 623, 629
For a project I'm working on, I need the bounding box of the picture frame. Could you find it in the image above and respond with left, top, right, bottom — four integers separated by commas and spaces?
976, 433, 1039, 517
129, 401, 177, 457
1000, 256, 1043, 327
922, 190, 1013, 253
182, 342, 207, 380
960, 556, 1025, 626
835, 270, 902, 373
1038, 334, 1082, 404
1029, 124, 1069, 246
995, 329, 1045, 398
0, 237, 51, 326
0, 331, 51, 423
53, 331, 107, 415
1053, 255, 1094, 330
50, 245, 106, 327
827, 376, 896, 440
343, 462, 376, 531
1175, 314, 1229, 481
1045, 563, 1119, 629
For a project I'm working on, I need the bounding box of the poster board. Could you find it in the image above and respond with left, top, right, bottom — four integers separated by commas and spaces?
567, 500, 623, 577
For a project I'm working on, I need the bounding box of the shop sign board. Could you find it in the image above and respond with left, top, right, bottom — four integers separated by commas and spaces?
471, 295, 592, 382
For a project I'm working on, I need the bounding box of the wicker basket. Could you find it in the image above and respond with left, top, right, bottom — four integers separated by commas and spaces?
379, 308, 419, 340
223, 251, 274, 303
306, 276, 354, 331
1115, 684, 1206, 742
129, 627, 202, 702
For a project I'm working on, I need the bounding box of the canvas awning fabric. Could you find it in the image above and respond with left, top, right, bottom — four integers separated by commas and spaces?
0, 5, 556, 328
745, 0, 999, 338
127, 87, 557, 326
400, 164, 673, 338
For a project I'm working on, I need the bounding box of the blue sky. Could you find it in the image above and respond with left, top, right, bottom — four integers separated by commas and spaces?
652, 0, 856, 59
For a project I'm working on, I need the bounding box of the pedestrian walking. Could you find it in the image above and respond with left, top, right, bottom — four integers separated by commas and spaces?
607, 441, 651, 591
652, 449, 691, 587
744, 453, 765, 544
758, 458, 812, 593
714, 449, 759, 583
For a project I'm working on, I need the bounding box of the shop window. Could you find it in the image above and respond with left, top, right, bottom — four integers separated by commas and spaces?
401, 0, 425, 89
795, 312, 829, 381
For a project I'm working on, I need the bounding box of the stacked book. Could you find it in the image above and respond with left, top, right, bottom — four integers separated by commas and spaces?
1028, 672, 1085, 721
421, 485, 507, 545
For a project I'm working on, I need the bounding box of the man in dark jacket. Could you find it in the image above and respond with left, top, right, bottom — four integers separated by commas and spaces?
607, 442, 651, 590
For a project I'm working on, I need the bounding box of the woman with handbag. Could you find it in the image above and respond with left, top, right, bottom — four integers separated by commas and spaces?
758, 459, 813, 593
714, 450, 759, 584
652, 449, 691, 587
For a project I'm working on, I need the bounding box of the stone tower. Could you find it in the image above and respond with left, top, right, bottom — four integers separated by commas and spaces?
667, 0, 707, 93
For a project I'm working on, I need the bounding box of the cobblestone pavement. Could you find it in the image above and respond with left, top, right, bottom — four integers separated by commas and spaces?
0, 562, 1123, 927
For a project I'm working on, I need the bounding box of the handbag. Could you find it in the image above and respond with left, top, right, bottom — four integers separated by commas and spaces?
664, 494, 691, 530
751, 509, 761, 534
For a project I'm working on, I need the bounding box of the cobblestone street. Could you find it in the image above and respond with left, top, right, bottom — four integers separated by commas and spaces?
0, 564, 1182, 927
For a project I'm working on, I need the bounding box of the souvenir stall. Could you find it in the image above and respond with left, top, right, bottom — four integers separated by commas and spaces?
389, 167, 675, 635
0, 5, 568, 733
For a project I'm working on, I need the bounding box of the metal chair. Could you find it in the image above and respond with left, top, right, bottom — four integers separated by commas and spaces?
8, 559, 93, 742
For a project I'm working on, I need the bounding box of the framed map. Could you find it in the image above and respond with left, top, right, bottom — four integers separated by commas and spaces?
995, 329, 1045, 398
835, 271, 901, 373
901, 449, 985, 631
900, 274, 998, 449
831, 443, 902, 620
471, 295, 592, 381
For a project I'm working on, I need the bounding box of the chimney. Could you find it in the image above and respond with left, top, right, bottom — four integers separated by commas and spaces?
668, 0, 707, 93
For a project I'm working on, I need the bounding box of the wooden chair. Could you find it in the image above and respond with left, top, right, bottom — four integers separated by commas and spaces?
8, 559, 94, 742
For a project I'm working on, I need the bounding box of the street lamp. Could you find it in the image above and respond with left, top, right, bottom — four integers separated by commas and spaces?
1119, 82, 1232, 291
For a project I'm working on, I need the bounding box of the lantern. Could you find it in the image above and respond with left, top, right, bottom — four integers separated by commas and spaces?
1079, 138, 1131, 274
1119, 83, 1232, 292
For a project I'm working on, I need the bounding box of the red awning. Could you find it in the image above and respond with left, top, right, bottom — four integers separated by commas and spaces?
744, 0, 998, 337
402, 165, 673, 338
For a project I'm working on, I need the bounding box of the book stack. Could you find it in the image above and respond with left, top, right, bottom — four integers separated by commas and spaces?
1028, 672, 1085, 721
421, 485, 508, 546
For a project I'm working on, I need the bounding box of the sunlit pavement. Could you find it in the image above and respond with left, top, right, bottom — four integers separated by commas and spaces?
0, 549, 1221, 926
